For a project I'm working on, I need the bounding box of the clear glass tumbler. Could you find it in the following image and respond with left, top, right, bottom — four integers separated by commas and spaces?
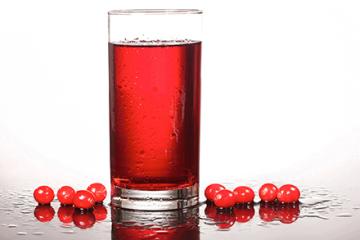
108, 9, 202, 210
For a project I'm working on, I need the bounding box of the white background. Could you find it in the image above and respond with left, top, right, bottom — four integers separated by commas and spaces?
1, 0, 360, 196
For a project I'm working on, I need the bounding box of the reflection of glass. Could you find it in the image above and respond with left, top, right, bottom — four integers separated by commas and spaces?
108, 9, 202, 210
111, 207, 199, 240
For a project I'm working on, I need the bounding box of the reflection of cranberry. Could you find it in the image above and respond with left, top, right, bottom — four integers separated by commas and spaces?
215, 210, 235, 229
234, 205, 255, 223
204, 204, 217, 219
259, 204, 277, 222
57, 206, 75, 224
34, 205, 55, 222
93, 204, 108, 221
73, 210, 96, 229
277, 204, 300, 224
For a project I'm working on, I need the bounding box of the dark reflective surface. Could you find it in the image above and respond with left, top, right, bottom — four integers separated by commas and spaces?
0, 187, 360, 239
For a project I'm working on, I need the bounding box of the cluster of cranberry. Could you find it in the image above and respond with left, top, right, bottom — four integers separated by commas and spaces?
205, 183, 300, 208
33, 183, 107, 208
32, 183, 108, 228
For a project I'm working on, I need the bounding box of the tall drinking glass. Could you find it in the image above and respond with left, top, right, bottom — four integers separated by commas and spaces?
108, 9, 202, 210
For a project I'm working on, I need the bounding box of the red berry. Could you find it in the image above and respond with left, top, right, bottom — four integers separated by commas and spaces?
87, 183, 107, 203
34, 205, 55, 222
205, 184, 225, 201
259, 204, 277, 222
277, 204, 300, 224
213, 190, 236, 208
234, 206, 255, 223
73, 190, 96, 209
277, 184, 301, 203
259, 183, 278, 202
57, 206, 75, 223
73, 210, 96, 229
215, 211, 235, 229
57, 186, 76, 205
33, 186, 54, 204
233, 186, 255, 204
93, 204, 108, 221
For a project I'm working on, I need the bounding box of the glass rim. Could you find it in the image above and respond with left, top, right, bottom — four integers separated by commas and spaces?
108, 9, 203, 15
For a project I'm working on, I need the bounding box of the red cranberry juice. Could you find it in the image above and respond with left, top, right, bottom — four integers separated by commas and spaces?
109, 41, 201, 191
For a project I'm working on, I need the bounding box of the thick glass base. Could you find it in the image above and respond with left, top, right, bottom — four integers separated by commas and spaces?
111, 184, 199, 210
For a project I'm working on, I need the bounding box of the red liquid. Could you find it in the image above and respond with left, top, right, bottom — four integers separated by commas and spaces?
109, 41, 201, 192
112, 225, 199, 240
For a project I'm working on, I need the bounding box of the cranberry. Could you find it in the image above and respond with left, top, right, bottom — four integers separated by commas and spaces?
57, 186, 75, 205
87, 183, 107, 203
214, 189, 236, 208
73, 190, 96, 209
33, 186, 54, 205
277, 184, 301, 203
233, 186, 255, 204
205, 184, 226, 202
259, 183, 278, 202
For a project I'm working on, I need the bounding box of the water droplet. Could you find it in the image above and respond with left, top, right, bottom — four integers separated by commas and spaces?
300, 214, 329, 220
32, 232, 44, 235
60, 225, 74, 229
301, 198, 331, 206
313, 205, 329, 210
269, 222, 281, 226
20, 209, 32, 214
17, 232, 27, 235
13, 202, 24, 206
257, 223, 270, 228
336, 213, 352, 217
203, 221, 217, 225
0, 208, 13, 212
8, 224, 17, 228
61, 230, 75, 234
